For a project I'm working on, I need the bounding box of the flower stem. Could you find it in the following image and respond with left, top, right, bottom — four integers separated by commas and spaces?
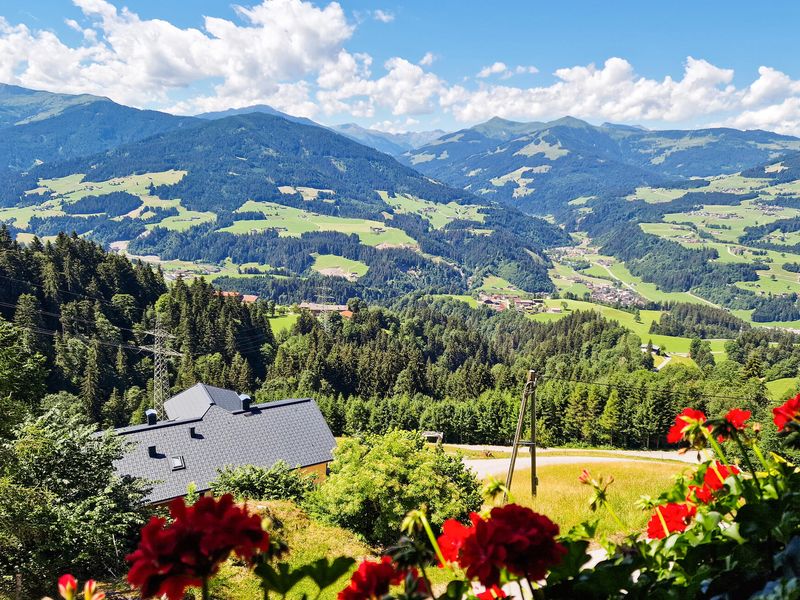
704, 430, 729, 463
524, 570, 538, 598
419, 513, 448, 569
752, 443, 780, 491
604, 501, 627, 532
733, 434, 762, 495
752, 443, 771, 471
202, 579, 210, 600
418, 563, 433, 599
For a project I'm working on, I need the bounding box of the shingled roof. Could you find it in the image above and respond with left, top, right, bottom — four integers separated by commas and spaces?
164, 383, 249, 420
113, 396, 336, 504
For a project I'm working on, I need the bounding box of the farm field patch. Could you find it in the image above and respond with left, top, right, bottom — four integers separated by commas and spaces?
663, 202, 800, 243
766, 377, 799, 401
478, 274, 525, 296
378, 191, 485, 230
529, 298, 723, 357
225, 200, 417, 247
310, 254, 369, 280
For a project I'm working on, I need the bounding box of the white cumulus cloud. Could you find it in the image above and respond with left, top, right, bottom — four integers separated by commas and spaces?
476, 62, 508, 78
372, 9, 395, 23
419, 52, 436, 67
3, 4, 800, 134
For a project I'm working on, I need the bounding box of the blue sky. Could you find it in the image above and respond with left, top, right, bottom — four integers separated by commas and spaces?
3, 1, 800, 134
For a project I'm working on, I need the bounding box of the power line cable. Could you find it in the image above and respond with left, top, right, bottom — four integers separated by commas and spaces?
0, 300, 150, 337
0, 272, 151, 316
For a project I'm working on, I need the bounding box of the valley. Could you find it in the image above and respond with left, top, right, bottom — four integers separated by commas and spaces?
4, 2, 800, 596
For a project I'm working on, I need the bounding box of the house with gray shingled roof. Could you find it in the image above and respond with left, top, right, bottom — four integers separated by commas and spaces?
112, 383, 336, 505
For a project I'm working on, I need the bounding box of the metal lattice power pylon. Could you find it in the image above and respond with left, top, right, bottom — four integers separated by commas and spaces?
152, 318, 170, 418
140, 316, 181, 419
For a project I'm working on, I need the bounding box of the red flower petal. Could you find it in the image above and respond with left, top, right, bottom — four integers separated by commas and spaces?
774, 395, 800, 431
647, 503, 696, 539
725, 408, 751, 431
127, 494, 269, 600
667, 408, 708, 444
703, 462, 740, 491
58, 574, 78, 600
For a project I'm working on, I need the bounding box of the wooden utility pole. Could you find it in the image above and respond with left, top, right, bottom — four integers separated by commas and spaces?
504, 370, 538, 501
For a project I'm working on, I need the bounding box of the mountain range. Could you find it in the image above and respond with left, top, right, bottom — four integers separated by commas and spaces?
401, 116, 800, 213
198, 103, 445, 155
0, 84, 195, 173
0, 85, 570, 300
7, 83, 800, 305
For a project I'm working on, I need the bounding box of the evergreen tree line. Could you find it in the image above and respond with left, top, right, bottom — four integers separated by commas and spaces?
1, 229, 798, 450
649, 302, 750, 338
0, 227, 276, 429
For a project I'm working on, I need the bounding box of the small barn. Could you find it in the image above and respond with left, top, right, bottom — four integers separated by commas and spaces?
112, 383, 336, 505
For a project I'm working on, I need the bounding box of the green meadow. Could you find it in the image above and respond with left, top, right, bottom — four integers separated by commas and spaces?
310, 254, 369, 278
529, 298, 727, 358
224, 200, 416, 246
378, 190, 486, 230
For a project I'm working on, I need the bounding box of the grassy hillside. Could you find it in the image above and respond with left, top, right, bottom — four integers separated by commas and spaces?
529, 299, 727, 357
1, 110, 570, 300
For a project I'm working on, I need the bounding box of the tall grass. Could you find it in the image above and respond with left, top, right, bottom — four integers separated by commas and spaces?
507, 461, 690, 538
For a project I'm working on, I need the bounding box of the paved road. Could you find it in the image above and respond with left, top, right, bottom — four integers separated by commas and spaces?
454, 446, 708, 480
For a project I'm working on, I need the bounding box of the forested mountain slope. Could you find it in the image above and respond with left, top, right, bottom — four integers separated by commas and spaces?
402, 116, 800, 213
0, 111, 570, 296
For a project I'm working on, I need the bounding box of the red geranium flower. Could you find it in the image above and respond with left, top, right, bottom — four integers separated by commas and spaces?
687, 483, 713, 504
337, 556, 406, 600
712, 408, 753, 442
58, 575, 78, 600
56, 575, 104, 600
667, 408, 709, 446
437, 515, 478, 564
703, 462, 740, 491
127, 494, 270, 600
647, 503, 696, 539
439, 504, 565, 587
773, 394, 800, 431
477, 584, 508, 599
725, 408, 751, 431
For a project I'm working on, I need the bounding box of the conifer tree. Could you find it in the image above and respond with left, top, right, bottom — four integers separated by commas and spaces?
81, 341, 101, 421
13, 293, 47, 356
741, 351, 764, 379
599, 389, 622, 446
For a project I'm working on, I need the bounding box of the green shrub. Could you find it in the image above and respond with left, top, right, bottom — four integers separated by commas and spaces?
0, 408, 149, 597
210, 461, 316, 502
304, 430, 481, 545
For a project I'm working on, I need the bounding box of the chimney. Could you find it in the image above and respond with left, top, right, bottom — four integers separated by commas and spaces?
148, 445, 157, 457
145, 409, 158, 426
239, 393, 252, 411
189, 426, 197, 438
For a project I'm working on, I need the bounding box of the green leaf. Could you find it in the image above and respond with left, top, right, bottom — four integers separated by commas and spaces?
437, 580, 469, 599
546, 539, 592, 584
721, 522, 746, 544
301, 556, 356, 590
564, 518, 599, 541
254, 561, 305, 595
